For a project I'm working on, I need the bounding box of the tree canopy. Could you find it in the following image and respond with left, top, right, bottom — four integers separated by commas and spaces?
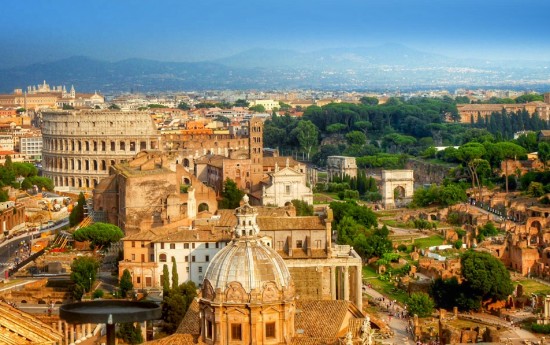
161, 281, 197, 335
70, 256, 100, 300
218, 178, 244, 209
73, 222, 124, 248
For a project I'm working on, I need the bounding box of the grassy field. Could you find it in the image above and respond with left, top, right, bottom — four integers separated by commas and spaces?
412, 235, 445, 249
363, 266, 409, 304
514, 278, 550, 296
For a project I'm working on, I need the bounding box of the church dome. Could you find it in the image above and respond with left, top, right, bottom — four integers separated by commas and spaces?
202, 196, 293, 303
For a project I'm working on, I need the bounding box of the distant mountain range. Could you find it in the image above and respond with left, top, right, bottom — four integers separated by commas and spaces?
1, 44, 550, 93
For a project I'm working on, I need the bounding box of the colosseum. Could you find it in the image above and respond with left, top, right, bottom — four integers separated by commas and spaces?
41, 110, 161, 189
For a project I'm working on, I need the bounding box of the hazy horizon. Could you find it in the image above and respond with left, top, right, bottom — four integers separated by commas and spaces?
2, 0, 550, 68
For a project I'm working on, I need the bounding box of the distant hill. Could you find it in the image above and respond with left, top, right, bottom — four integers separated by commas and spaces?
1, 44, 550, 93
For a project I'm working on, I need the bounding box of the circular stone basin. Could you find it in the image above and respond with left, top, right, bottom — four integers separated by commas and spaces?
60, 300, 162, 324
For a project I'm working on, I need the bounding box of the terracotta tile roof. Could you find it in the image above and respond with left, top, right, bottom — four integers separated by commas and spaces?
144, 334, 206, 345
153, 229, 231, 243
295, 300, 355, 339
291, 337, 338, 345
176, 298, 201, 335
0, 301, 63, 344
258, 217, 325, 231
263, 156, 300, 168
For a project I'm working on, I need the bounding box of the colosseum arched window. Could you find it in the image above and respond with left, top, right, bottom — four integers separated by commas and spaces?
120, 141, 126, 151
101, 160, 106, 170
85, 141, 90, 151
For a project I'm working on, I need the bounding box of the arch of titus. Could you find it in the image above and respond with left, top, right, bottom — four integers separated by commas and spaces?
381, 170, 414, 209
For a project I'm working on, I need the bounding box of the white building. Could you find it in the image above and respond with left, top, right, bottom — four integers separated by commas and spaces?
152, 229, 230, 287
248, 99, 280, 111
0, 135, 13, 151
19, 135, 43, 161
261, 164, 313, 207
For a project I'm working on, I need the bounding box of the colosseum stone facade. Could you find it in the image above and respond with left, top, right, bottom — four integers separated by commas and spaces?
41, 110, 161, 189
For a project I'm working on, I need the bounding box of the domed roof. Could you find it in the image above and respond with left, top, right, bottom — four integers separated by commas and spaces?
202, 196, 293, 303
204, 237, 291, 293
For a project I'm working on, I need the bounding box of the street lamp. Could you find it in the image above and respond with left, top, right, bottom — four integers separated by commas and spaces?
89, 274, 92, 293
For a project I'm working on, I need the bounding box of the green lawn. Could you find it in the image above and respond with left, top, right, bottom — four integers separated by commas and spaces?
514, 278, 550, 296
412, 235, 445, 249
362, 266, 409, 304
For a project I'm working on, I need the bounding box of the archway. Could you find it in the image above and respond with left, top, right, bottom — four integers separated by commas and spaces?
198, 203, 209, 212
381, 170, 414, 209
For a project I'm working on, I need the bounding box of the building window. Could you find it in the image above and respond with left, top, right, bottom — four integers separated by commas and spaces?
198, 266, 203, 273
159, 254, 167, 262
192, 243, 195, 249
160, 242, 164, 249
192, 256, 196, 262
186, 267, 189, 272
141, 241, 145, 248
150, 254, 154, 261
150, 242, 154, 248
206, 255, 210, 262
206, 320, 213, 339
136, 277, 141, 284
170, 243, 176, 249
131, 241, 135, 248
131, 254, 135, 261
266, 322, 276, 338
215, 242, 219, 249
285, 185, 291, 194
184, 243, 189, 249
185, 256, 189, 262
231, 324, 242, 341
296, 240, 303, 249
205, 243, 209, 249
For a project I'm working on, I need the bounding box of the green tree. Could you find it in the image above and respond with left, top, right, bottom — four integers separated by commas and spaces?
162, 264, 170, 293
538, 142, 550, 168
0, 189, 8, 202
218, 178, 244, 209
177, 101, 190, 110
326, 123, 347, 134
294, 120, 319, 160
73, 222, 124, 248
407, 292, 435, 317
117, 322, 144, 344
359, 96, 379, 106
249, 104, 266, 113
69, 192, 86, 227
234, 99, 250, 107
527, 181, 545, 197
108, 103, 121, 110
461, 251, 513, 304
161, 281, 197, 334
345, 131, 367, 146
119, 269, 134, 298
171, 256, 179, 290
291, 199, 313, 216
70, 256, 100, 299
457, 143, 488, 199
486, 142, 526, 193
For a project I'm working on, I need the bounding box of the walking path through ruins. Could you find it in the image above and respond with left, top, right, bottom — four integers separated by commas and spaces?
363, 283, 541, 345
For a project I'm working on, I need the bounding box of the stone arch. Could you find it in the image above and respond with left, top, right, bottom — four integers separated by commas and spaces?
183, 158, 190, 168
381, 170, 414, 209
198, 203, 209, 212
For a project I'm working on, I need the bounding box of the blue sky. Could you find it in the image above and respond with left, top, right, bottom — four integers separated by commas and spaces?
2, 0, 550, 67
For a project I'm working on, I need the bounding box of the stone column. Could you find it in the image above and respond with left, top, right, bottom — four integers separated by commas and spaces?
356, 264, 363, 311
344, 266, 350, 301
330, 266, 336, 300
69, 324, 74, 344
64, 322, 68, 345
87, 323, 92, 338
